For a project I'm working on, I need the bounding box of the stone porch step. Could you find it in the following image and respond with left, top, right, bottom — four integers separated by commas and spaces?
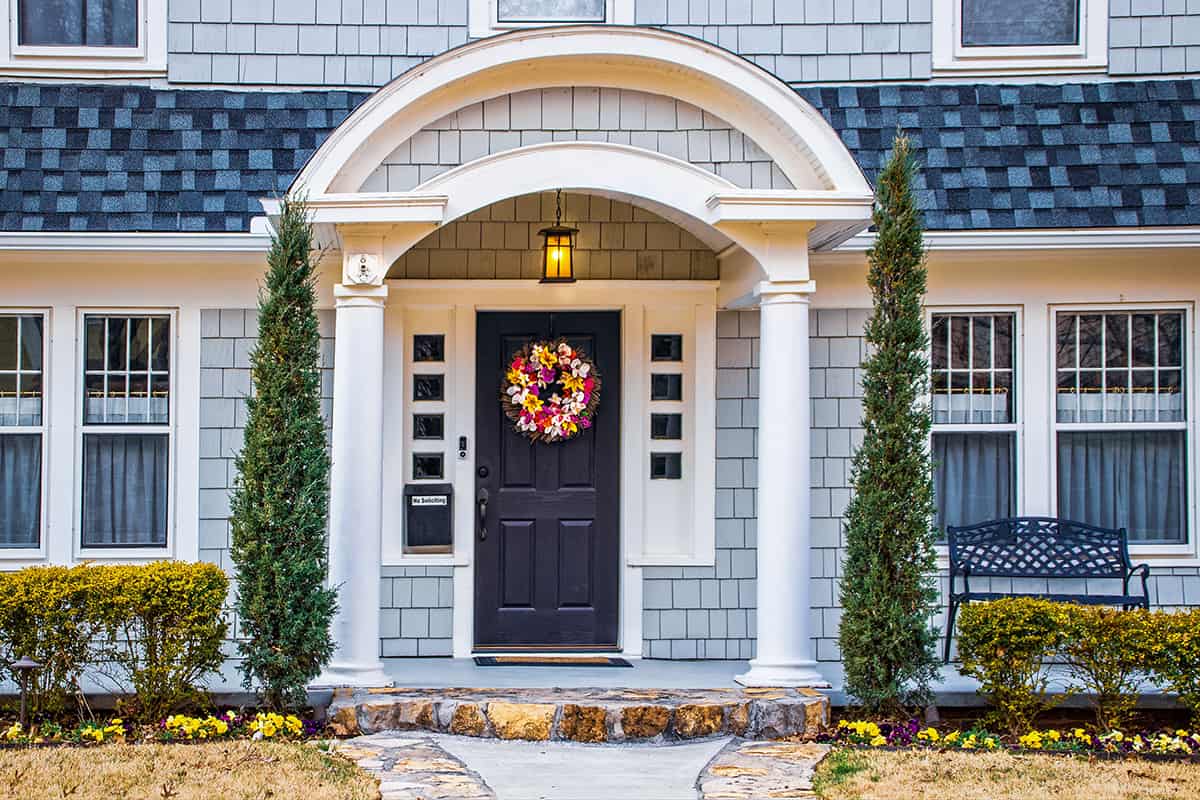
328, 687, 829, 743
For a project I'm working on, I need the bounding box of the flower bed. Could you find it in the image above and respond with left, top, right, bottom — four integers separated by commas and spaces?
1, 711, 319, 746
822, 719, 1200, 758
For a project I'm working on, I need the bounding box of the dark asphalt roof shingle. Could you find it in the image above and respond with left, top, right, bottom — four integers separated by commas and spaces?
1, 79, 1197, 233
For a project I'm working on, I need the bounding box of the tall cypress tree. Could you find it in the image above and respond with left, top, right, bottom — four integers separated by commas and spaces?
838, 135, 940, 715
230, 196, 336, 711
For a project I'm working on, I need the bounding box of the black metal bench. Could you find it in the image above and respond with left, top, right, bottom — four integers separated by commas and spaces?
944, 516, 1150, 662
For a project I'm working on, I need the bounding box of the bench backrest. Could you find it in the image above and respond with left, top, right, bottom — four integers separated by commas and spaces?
946, 517, 1131, 579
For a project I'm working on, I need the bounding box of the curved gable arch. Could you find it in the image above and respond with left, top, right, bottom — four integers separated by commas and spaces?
293, 26, 871, 198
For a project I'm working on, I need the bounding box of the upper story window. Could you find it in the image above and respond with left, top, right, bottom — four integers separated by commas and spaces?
19, 0, 136, 47
1, 0, 165, 77
932, 0, 1107, 76
470, 0, 632, 38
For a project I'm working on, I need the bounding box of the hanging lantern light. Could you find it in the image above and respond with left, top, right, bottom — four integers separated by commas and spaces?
538, 189, 577, 284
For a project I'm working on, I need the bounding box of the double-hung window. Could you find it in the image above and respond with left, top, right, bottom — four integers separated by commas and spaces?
0, 313, 45, 550
930, 311, 1019, 533
1054, 309, 1189, 545
80, 313, 171, 549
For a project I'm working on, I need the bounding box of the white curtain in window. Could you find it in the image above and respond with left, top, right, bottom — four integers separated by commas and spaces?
0, 434, 40, 547
934, 431, 1016, 533
1057, 430, 1186, 543
82, 433, 168, 546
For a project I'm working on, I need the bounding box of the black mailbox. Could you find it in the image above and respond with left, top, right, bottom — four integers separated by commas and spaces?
404, 483, 453, 553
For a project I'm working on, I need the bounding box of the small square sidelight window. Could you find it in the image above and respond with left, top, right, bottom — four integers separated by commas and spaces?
650, 374, 682, 402
651, 335, 683, 362
650, 413, 682, 440
412, 334, 444, 363
413, 452, 444, 480
413, 374, 444, 402
413, 413, 445, 440
650, 452, 682, 480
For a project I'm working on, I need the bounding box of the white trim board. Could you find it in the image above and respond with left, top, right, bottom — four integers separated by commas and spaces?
837, 228, 1200, 252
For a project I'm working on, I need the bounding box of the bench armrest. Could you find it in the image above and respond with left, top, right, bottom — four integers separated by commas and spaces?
1125, 563, 1151, 606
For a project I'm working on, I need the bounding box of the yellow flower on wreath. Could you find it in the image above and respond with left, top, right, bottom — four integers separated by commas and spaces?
522, 394, 544, 413
537, 347, 558, 368
561, 374, 585, 394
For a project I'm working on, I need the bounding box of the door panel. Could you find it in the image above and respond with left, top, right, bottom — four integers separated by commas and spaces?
474, 311, 621, 649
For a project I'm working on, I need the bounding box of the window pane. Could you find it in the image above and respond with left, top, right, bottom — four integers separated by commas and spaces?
1077, 315, 1102, 368
1057, 430, 1186, 543
0, 318, 16, 371
1104, 314, 1127, 368
20, 317, 42, 371
1159, 312, 1183, 367
18, 374, 42, 427
1056, 314, 1076, 369
934, 431, 1016, 534
994, 314, 1013, 369
129, 317, 150, 371
106, 317, 127, 371
0, 375, 16, 427
931, 316, 948, 370
151, 317, 170, 372
0, 434, 41, 547
85, 317, 105, 371
1131, 314, 1156, 367
971, 316, 991, 369
950, 316, 969, 369
81, 433, 168, 547
497, 0, 605, 21
19, 0, 136, 46
961, 0, 1079, 47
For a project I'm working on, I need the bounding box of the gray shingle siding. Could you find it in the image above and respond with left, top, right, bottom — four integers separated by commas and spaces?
1110, 0, 1200, 75
3, 80, 1199, 233
364, 88, 792, 192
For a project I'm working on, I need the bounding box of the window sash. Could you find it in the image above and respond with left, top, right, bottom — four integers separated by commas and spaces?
0, 433, 42, 548
960, 0, 1080, 48
83, 314, 171, 426
496, 0, 606, 22
931, 311, 1017, 426
80, 432, 168, 547
17, 0, 139, 48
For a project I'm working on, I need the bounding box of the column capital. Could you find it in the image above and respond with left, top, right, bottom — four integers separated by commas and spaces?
754, 279, 816, 305
334, 283, 389, 308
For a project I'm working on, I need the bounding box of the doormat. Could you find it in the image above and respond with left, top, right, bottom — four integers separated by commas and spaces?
473, 656, 633, 667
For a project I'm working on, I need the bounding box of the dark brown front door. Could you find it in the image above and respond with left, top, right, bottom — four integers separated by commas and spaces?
474, 311, 620, 650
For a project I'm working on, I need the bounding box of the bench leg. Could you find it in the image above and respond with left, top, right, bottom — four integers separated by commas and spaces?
943, 599, 959, 663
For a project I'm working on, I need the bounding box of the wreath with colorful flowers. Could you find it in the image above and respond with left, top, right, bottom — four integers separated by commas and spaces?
502, 339, 601, 443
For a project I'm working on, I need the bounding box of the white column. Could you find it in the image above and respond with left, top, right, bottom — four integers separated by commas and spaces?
314, 283, 391, 688
736, 288, 828, 688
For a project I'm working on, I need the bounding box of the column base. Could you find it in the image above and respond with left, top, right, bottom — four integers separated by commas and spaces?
310, 661, 394, 689
735, 659, 831, 689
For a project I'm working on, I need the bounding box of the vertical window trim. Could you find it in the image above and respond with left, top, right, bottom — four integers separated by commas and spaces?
927, 306, 1024, 539
1049, 303, 1195, 554
75, 308, 175, 557
0, 308, 49, 559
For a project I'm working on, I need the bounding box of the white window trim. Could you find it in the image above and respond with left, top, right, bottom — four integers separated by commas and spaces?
1, 0, 166, 78
931, 0, 1108, 76
73, 308, 176, 561
0, 308, 49, 561
468, 0, 634, 39
1048, 302, 1197, 558
927, 306, 1024, 554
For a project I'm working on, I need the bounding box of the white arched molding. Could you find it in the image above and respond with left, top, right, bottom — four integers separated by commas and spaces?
291, 26, 872, 202
283, 141, 875, 282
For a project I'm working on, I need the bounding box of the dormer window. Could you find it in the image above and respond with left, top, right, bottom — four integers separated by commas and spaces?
932, 0, 1107, 75
1, 0, 164, 77
470, 0, 632, 38
18, 0, 137, 48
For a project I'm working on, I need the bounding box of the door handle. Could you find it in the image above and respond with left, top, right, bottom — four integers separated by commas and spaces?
477, 487, 489, 541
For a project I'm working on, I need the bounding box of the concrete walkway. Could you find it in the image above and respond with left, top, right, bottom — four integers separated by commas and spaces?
435, 734, 731, 800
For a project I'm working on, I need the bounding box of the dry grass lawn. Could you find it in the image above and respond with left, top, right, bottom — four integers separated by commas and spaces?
814, 748, 1200, 800
0, 740, 379, 800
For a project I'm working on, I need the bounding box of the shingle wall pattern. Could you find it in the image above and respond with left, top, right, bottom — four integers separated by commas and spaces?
365, 87, 792, 191
198, 307, 452, 658
2, 80, 1199, 232
388, 191, 718, 279
1110, 0, 1200, 75
163, 0, 936, 85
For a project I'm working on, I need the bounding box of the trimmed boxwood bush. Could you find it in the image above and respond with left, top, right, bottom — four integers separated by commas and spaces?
0, 562, 228, 720
959, 599, 1200, 733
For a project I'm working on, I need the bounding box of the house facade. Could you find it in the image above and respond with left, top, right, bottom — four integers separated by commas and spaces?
0, 0, 1198, 690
